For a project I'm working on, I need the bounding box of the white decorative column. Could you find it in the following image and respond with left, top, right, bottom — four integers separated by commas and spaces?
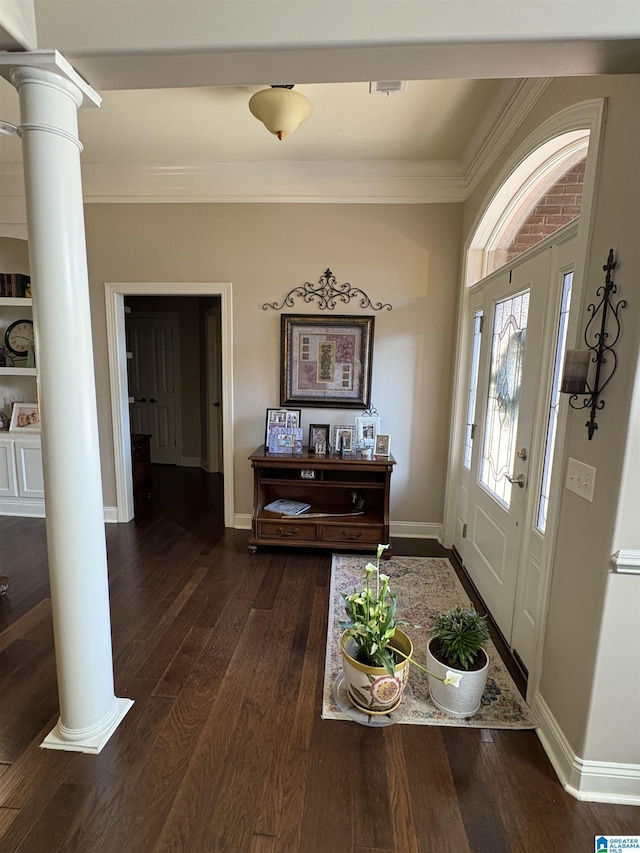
0, 51, 133, 752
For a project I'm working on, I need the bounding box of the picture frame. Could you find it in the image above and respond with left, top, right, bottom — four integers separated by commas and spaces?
280, 314, 374, 408
374, 433, 391, 457
332, 424, 356, 453
264, 407, 301, 448
355, 415, 381, 448
9, 402, 40, 433
308, 423, 330, 454
267, 426, 303, 454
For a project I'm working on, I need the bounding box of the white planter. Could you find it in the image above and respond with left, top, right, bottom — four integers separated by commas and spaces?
341, 629, 412, 715
426, 637, 489, 718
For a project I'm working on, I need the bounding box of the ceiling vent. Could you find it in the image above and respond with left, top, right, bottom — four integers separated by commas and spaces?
369, 81, 408, 95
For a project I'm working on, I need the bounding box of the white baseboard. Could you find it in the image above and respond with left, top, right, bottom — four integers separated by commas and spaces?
0, 500, 120, 522
178, 456, 201, 468
235, 513, 252, 530
104, 506, 119, 523
0, 497, 45, 518
390, 521, 442, 540
534, 692, 640, 805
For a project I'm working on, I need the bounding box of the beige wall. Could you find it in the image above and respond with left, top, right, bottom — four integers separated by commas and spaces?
84, 202, 463, 524
0, 236, 29, 272
463, 74, 640, 763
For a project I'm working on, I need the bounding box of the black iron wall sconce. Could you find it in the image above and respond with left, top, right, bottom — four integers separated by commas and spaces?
560, 248, 627, 439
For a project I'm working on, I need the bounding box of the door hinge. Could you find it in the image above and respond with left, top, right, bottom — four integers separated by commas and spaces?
479, 315, 484, 333
470, 423, 476, 440
462, 523, 467, 539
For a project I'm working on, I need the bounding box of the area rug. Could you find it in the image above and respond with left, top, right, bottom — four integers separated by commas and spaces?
322, 553, 538, 729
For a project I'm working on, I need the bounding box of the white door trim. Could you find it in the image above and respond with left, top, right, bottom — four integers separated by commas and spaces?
105, 281, 234, 527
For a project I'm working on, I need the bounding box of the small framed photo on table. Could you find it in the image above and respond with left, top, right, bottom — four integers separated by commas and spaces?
332, 424, 356, 453
264, 407, 301, 448
374, 433, 391, 457
9, 402, 40, 433
308, 423, 330, 454
355, 415, 380, 448
267, 426, 303, 454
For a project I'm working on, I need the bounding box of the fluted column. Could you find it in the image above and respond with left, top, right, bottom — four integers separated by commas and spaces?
0, 51, 133, 752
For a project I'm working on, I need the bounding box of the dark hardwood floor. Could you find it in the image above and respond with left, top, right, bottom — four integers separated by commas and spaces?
0, 466, 636, 852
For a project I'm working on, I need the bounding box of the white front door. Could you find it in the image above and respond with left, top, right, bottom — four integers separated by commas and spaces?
464, 248, 551, 644
127, 315, 178, 465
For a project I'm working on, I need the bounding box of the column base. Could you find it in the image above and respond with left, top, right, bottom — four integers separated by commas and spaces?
40, 697, 134, 754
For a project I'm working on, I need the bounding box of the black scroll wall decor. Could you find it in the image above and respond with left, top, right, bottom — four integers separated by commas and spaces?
561, 249, 627, 439
263, 268, 392, 312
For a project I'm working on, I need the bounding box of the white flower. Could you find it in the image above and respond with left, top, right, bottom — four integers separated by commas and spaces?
376, 543, 390, 561
443, 671, 462, 687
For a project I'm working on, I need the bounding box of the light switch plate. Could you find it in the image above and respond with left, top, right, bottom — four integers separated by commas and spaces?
566, 457, 597, 502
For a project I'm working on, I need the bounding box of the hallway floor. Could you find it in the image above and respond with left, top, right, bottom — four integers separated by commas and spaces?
0, 466, 636, 852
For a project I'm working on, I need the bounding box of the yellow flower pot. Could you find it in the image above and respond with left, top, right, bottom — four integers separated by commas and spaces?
340, 628, 413, 715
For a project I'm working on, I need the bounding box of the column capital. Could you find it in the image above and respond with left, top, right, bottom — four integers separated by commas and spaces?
0, 49, 101, 108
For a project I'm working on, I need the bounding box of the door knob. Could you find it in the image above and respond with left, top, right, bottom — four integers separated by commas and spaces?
150, 398, 157, 403
516, 448, 528, 460
134, 397, 146, 403
506, 473, 526, 488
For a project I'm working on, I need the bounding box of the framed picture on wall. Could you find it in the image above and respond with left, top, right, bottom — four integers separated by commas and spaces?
280, 315, 374, 408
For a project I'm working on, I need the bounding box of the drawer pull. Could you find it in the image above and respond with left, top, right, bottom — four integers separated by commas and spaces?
277, 527, 298, 537
341, 531, 362, 540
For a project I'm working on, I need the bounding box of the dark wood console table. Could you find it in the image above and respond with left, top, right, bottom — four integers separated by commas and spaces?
248, 445, 395, 554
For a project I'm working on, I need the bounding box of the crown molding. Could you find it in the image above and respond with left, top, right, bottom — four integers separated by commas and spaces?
78, 160, 467, 204
462, 78, 552, 196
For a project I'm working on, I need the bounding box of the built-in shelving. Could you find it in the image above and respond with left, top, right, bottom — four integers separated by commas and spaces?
0, 367, 37, 376
0, 297, 32, 307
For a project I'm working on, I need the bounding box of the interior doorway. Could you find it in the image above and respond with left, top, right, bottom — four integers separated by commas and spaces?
105, 281, 234, 527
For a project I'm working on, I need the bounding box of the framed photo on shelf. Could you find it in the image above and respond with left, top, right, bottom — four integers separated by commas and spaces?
374, 433, 391, 457
267, 426, 303, 454
264, 407, 301, 448
355, 415, 380, 448
9, 401, 40, 433
332, 424, 356, 453
308, 423, 330, 454
280, 314, 374, 408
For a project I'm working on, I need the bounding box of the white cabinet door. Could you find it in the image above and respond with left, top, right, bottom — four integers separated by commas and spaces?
0, 438, 18, 497
14, 438, 44, 498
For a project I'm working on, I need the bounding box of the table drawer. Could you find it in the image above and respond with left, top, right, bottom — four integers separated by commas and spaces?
258, 521, 318, 541
319, 524, 384, 545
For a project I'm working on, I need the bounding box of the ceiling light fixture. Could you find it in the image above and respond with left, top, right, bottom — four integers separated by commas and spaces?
249, 84, 312, 140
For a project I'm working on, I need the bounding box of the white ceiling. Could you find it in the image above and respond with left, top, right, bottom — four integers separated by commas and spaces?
0, 77, 507, 167
0, 0, 638, 207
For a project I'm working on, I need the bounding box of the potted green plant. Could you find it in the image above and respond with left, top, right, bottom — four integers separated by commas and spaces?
340, 544, 461, 715
426, 603, 490, 718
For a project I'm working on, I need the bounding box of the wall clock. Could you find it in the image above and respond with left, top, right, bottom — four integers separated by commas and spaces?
4, 319, 34, 357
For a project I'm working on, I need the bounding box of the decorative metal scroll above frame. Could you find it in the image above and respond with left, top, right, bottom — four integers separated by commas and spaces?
567, 248, 627, 440
263, 269, 392, 312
